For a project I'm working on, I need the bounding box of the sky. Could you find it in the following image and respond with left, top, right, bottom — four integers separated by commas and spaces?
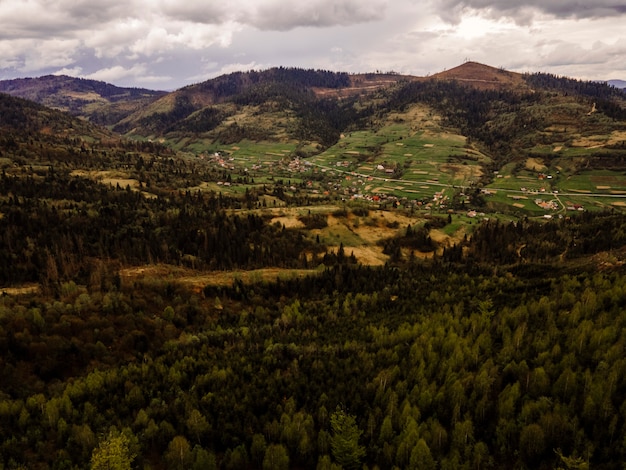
0, 0, 625, 90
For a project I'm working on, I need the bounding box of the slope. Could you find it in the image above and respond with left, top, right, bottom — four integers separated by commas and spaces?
431, 61, 530, 91
0, 92, 111, 140
0, 75, 166, 126
112, 68, 410, 149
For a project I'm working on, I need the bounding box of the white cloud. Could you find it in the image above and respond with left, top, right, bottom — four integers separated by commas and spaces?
85, 64, 149, 82
83, 63, 172, 87
0, 37, 81, 72
53, 66, 84, 77
83, 19, 148, 59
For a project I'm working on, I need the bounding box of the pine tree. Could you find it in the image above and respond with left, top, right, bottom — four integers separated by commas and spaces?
329, 407, 366, 469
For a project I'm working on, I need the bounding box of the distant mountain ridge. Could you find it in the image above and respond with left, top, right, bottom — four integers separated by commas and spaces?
0, 91, 111, 139
0, 75, 166, 126
1, 61, 626, 219
1, 62, 625, 157
608, 79, 626, 89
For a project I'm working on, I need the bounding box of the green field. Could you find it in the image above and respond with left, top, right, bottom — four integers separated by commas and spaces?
308, 113, 490, 204
144, 99, 626, 216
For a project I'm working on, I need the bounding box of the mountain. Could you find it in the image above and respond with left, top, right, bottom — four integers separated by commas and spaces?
114, 62, 626, 156
0, 90, 176, 175
4, 63, 624, 154
111, 67, 412, 145
3, 62, 626, 177
0, 91, 111, 139
0, 74, 166, 126
608, 79, 626, 89
430, 61, 530, 91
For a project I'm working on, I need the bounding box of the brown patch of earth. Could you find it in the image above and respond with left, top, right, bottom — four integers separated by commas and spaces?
573, 131, 626, 148
1, 284, 39, 295
119, 265, 318, 292
271, 216, 305, 228
430, 226, 466, 246
71, 170, 141, 190
332, 210, 448, 264
439, 163, 482, 179
525, 158, 547, 171
335, 246, 387, 266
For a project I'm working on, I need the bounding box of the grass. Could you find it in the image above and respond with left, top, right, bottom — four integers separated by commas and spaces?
309, 105, 488, 203
119, 265, 320, 291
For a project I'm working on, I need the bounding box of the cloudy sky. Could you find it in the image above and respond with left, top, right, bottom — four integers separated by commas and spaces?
0, 0, 625, 90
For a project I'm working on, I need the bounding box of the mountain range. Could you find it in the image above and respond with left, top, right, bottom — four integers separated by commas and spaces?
608, 79, 626, 89
1, 61, 625, 191
1, 62, 624, 148
0, 74, 166, 127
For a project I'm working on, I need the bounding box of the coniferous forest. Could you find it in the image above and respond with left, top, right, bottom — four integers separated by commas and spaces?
4, 163, 626, 468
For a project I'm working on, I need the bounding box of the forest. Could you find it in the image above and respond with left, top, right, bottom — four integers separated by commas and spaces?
3, 146, 626, 468
3, 225, 626, 469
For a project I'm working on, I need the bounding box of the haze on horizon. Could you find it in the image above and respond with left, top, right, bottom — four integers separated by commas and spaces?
0, 0, 625, 90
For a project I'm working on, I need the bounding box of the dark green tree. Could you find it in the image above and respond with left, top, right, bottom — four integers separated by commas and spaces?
329, 407, 366, 469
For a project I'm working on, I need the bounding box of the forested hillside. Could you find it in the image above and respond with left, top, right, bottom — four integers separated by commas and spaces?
3, 234, 626, 469
0, 75, 166, 126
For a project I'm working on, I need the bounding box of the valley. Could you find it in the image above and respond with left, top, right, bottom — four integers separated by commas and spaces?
2, 62, 626, 469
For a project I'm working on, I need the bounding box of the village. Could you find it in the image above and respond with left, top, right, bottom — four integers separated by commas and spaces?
199, 150, 592, 217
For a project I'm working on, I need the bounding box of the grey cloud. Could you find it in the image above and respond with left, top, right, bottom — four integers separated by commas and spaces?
156, 0, 388, 30
435, 0, 626, 24
237, 0, 388, 31
61, 0, 129, 22
0, 0, 389, 40
158, 1, 232, 24
0, 10, 74, 39
0, 0, 131, 40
